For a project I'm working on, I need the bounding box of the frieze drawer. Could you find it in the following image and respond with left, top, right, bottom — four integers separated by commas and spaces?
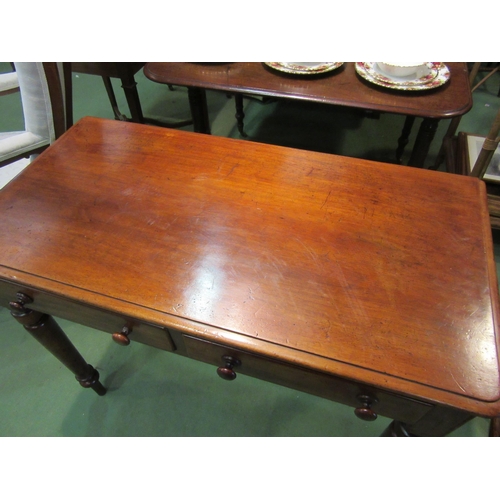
183, 334, 433, 425
0, 282, 175, 353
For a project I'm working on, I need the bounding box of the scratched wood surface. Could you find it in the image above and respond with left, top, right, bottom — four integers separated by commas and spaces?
0, 117, 498, 405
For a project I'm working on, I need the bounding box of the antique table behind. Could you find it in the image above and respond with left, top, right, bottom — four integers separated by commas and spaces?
0, 117, 498, 436
67, 63, 192, 130
70, 62, 146, 123
144, 62, 472, 168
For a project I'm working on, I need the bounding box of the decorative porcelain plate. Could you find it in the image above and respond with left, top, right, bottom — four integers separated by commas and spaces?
264, 62, 343, 75
355, 62, 450, 90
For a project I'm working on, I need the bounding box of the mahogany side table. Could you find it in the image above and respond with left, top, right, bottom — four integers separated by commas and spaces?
144, 62, 472, 168
0, 117, 498, 436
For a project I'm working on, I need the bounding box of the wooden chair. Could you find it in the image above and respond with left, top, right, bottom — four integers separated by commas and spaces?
445, 106, 500, 230
432, 63, 487, 170
0, 62, 69, 169
469, 62, 500, 95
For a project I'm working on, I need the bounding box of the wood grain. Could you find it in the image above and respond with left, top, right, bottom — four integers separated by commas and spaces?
0, 116, 498, 419
144, 62, 472, 118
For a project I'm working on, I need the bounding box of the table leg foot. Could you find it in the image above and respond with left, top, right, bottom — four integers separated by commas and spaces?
380, 420, 412, 437
9, 292, 107, 396
75, 364, 106, 395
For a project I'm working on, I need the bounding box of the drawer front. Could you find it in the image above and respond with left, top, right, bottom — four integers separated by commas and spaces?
0, 282, 175, 352
183, 335, 433, 425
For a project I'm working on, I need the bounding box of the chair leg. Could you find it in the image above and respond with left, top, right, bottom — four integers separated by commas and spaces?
63, 63, 74, 129
471, 65, 500, 93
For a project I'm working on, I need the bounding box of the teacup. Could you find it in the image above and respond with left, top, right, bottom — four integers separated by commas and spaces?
377, 62, 427, 78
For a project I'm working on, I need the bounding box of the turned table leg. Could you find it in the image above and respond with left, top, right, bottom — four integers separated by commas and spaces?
396, 116, 416, 164
234, 94, 247, 137
408, 118, 440, 168
187, 87, 211, 134
120, 74, 145, 124
9, 292, 106, 396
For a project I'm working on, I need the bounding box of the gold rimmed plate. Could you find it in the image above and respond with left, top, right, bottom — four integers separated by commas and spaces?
264, 62, 343, 75
355, 62, 450, 91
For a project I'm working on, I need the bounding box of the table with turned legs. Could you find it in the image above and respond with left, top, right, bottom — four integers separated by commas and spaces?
144, 62, 472, 168
1, 117, 498, 436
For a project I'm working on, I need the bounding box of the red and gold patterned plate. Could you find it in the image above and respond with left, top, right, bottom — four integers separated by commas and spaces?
355, 62, 450, 90
264, 62, 343, 75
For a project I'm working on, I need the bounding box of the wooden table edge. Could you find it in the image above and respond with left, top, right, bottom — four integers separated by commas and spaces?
143, 62, 473, 119
2, 266, 499, 418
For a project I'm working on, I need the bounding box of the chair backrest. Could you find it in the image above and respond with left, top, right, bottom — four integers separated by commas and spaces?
0, 62, 68, 169
470, 106, 500, 179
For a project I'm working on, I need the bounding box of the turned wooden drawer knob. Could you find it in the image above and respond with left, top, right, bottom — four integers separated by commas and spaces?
217, 355, 241, 381
112, 326, 132, 346
354, 394, 378, 421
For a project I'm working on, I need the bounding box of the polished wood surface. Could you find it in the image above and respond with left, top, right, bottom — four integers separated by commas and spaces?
144, 62, 472, 118
144, 62, 472, 168
0, 117, 499, 434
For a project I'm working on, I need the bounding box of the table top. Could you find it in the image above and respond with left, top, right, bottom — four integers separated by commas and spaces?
0, 116, 498, 414
144, 62, 472, 119
71, 62, 145, 78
